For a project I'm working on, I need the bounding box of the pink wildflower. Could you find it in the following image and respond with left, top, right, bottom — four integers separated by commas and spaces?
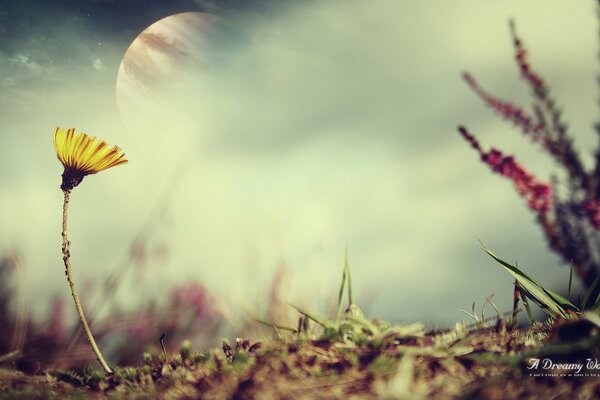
459, 126, 553, 213
512, 33, 545, 92
170, 282, 217, 321
462, 73, 544, 139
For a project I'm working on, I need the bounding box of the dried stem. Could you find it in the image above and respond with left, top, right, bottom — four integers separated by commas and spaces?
160, 332, 167, 362
62, 190, 112, 374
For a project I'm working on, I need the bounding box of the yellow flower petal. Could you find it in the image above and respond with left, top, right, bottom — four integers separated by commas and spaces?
54, 127, 127, 191
54, 127, 128, 174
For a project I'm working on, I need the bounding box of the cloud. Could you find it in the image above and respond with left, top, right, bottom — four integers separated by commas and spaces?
0, 0, 596, 326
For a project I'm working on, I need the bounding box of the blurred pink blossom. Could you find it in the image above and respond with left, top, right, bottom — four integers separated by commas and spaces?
459, 126, 553, 213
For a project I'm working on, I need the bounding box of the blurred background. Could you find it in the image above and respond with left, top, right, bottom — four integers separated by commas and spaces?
0, 0, 598, 368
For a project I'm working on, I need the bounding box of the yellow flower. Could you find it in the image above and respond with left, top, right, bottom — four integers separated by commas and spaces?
54, 127, 128, 191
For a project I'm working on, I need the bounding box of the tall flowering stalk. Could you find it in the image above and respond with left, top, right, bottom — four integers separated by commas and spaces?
459, 17, 600, 294
54, 127, 127, 373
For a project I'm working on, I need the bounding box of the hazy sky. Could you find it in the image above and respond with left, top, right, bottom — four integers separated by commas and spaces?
1, 0, 599, 328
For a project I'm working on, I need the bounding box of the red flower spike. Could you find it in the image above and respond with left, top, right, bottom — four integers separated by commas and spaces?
459, 126, 553, 213
462, 72, 545, 140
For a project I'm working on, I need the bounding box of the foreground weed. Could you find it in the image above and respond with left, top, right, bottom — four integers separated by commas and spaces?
257, 251, 425, 345
459, 19, 600, 296
481, 243, 600, 321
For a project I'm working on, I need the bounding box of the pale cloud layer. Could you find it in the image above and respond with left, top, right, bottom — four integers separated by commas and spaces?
0, 1, 597, 327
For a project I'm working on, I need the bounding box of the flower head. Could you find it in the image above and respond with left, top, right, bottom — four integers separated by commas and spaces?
54, 127, 127, 191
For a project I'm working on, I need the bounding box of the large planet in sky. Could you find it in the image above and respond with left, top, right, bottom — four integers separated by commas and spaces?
115, 12, 227, 133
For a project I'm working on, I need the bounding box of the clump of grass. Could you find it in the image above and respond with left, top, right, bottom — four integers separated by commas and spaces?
481, 242, 600, 322
256, 250, 425, 347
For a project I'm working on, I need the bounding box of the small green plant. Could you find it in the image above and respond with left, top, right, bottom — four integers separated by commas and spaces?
255, 250, 425, 345
142, 352, 153, 365
481, 242, 600, 322
180, 340, 192, 361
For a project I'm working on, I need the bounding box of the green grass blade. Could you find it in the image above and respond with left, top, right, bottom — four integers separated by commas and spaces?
345, 246, 353, 306
567, 263, 573, 298
479, 243, 545, 287
253, 318, 298, 333
581, 274, 600, 310
482, 243, 575, 313
289, 304, 335, 329
518, 287, 534, 324
480, 243, 569, 318
540, 287, 577, 312
518, 285, 565, 317
336, 258, 347, 326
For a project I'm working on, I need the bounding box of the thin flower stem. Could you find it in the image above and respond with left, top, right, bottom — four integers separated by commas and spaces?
62, 190, 112, 374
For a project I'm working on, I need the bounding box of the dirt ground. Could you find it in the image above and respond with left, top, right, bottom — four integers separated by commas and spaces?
2, 316, 599, 400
